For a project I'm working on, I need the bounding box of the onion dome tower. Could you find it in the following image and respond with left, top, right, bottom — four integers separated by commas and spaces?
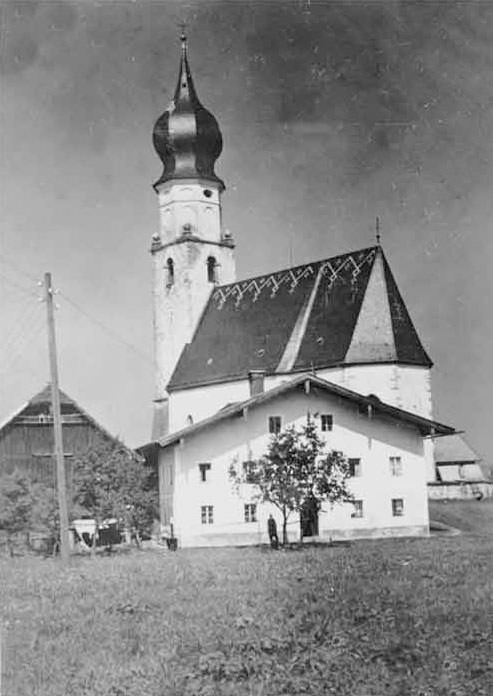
152, 32, 225, 191
150, 32, 236, 440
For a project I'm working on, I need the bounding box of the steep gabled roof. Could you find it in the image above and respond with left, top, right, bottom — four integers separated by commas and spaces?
0, 385, 134, 456
140, 374, 454, 453
434, 434, 480, 464
168, 246, 432, 391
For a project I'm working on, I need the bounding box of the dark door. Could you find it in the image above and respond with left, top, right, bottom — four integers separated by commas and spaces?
300, 497, 319, 537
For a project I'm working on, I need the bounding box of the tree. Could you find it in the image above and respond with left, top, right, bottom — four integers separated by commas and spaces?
30, 483, 60, 554
229, 417, 353, 545
0, 471, 33, 556
72, 440, 158, 551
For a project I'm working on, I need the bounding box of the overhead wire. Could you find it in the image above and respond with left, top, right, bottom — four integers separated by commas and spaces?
59, 291, 154, 368
0, 253, 40, 285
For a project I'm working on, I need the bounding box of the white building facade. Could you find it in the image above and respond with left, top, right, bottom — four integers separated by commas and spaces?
142, 375, 453, 548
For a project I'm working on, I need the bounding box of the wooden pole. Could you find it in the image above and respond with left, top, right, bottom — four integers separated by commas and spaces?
44, 273, 70, 563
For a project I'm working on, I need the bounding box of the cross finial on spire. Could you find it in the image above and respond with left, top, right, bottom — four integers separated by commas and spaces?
375, 216, 381, 246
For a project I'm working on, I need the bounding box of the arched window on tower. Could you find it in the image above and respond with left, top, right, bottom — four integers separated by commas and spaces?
166, 258, 174, 288
207, 256, 217, 284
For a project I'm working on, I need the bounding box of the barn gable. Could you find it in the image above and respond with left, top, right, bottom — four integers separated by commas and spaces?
0, 385, 127, 486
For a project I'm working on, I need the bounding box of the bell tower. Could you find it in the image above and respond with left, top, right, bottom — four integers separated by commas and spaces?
151, 33, 236, 439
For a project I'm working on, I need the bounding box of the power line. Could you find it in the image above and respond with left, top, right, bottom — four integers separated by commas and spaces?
0, 253, 40, 285
59, 291, 154, 367
0, 269, 39, 299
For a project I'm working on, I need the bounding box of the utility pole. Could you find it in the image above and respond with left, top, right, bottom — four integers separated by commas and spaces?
44, 273, 70, 563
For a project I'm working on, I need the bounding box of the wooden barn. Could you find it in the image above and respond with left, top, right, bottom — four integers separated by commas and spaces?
0, 385, 125, 488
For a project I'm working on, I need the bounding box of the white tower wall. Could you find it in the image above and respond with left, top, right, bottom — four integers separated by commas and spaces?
151, 179, 235, 438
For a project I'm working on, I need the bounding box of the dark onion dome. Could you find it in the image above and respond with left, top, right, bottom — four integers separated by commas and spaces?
152, 34, 225, 191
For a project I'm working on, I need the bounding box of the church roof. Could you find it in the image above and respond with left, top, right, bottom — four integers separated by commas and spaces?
168, 245, 432, 391
434, 434, 480, 464
141, 374, 454, 452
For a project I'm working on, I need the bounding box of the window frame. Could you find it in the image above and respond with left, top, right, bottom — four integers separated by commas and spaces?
389, 456, 403, 477
244, 503, 257, 523
321, 414, 333, 432
268, 416, 282, 434
198, 463, 211, 482
392, 498, 404, 517
242, 460, 256, 484
348, 458, 362, 477
351, 500, 364, 518
166, 257, 175, 288
200, 505, 214, 524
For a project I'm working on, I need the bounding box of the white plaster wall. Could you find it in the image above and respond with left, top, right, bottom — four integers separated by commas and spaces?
167, 388, 429, 547
168, 364, 433, 435
169, 373, 297, 433
152, 179, 236, 429
157, 180, 223, 244
318, 364, 433, 418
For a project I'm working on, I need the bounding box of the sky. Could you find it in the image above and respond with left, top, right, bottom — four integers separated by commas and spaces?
0, 0, 492, 462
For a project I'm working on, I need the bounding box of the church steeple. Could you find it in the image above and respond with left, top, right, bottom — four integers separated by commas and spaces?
150, 34, 235, 439
152, 32, 224, 190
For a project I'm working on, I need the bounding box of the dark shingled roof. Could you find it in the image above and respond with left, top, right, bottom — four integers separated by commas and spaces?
168, 246, 432, 391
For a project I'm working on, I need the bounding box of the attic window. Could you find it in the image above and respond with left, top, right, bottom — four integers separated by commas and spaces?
207, 256, 217, 283
198, 463, 211, 482
321, 414, 333, 432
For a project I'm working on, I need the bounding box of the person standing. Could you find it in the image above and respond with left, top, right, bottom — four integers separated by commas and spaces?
267, 514, 279, 549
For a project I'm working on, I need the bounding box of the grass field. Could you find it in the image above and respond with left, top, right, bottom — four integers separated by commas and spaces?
1, 501, 492, 696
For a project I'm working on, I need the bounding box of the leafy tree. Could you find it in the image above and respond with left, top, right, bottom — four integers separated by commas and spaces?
29, 483, 60, 554
230, 417, 353, 545
0, 471, 33, 556
72, 440, 158, 551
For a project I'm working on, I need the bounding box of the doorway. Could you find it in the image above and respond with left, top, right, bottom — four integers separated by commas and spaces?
300, 497, 319, 537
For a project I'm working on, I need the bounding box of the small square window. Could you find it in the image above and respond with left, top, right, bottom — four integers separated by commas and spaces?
389, 456, 402, 476
348, 458, 362, 477
268, 416, 282, 434
392, 498, 404, 517
321, 414, 333, 432
198, 463, 211, 482
244, 503, 257, 523
351, 500, 364, 518
201, 505, 214, 524
242, 460, 256, 484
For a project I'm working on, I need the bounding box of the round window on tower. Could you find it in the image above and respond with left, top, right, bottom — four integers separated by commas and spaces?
203, 189, 212, 198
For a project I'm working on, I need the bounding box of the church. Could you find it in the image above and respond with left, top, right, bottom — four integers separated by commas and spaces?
140, 35, 455, 548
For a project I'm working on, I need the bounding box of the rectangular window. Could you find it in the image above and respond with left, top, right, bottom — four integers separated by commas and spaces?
244, 503, 257, 523
351, 500, 364, 518
392, 498, 404, 517
321, 414, 333, 432
201, 505, 214, 524
389, 456, 402, 476
348, 458, 362, 477
268, 416, 282, 434
242, 460, 256, 484
198, 463, 211, 482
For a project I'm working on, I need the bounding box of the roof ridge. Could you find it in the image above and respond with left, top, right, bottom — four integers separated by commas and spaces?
149, 373, 454, 449
214, 245, 379, 291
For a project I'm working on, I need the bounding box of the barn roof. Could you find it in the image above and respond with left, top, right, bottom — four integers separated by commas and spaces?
168, 245, 432, 391
0, 384, 133, 454
140, 374, 454, 453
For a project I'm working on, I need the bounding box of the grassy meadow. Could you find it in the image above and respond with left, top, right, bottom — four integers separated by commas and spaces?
1, 500, 492, 696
